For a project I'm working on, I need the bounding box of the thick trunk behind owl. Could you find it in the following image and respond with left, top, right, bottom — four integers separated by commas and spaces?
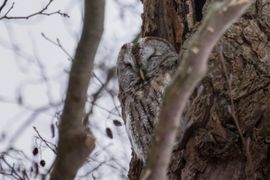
127, 0, 270, 179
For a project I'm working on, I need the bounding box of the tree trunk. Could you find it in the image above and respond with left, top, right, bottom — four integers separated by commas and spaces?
128, 0, 270, 179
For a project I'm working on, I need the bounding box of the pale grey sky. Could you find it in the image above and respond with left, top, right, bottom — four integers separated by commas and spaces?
0, 0, 142, 179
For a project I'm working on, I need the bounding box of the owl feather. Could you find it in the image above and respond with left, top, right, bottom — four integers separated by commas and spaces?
117, 37, 179, 163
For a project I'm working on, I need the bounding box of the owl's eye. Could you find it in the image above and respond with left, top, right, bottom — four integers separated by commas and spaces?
148, 54, 160, 60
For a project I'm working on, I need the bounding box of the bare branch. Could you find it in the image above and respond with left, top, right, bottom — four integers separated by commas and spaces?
0, 0, 69, 20
50, 0, 105, 179
218, 46, 255, 177
83, 68, 115, 125
141, 0, 254, 179
0, 148, 33, 179
33, 126, 57, 154
0, 0, 8, 13
41, 33, 73, 61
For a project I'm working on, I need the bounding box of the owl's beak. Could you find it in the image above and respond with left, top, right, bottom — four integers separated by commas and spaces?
139, 69, 145, 81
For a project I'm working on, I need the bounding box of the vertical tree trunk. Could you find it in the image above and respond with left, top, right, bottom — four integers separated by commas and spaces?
128, 0, 270, 179
50, 1, 104, 179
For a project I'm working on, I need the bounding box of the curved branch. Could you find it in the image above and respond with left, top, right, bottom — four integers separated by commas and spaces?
141, 0, 254, 180
0, 0, 8, 13
50, 0, 105, 180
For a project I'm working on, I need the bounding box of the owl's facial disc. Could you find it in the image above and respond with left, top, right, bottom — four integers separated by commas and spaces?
142, 46, 155, 60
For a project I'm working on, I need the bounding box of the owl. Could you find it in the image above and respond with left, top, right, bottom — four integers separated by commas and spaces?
117, 37, 179, 163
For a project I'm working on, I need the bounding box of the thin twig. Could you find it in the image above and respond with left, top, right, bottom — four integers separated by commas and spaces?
33, 126, 57, 154
219, 46, 255, 176
0, 0, 69, 20
84, 68, 115, 125
0, 0, 8, 13
41, 33, 73, 61
218, 46, 245, 146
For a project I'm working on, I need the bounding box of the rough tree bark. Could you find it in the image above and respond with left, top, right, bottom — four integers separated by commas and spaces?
50, 1, 105, 180
129, 0, 270, 179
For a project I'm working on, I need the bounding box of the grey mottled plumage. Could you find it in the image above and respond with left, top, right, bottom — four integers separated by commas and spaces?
117, 37, 179, 162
